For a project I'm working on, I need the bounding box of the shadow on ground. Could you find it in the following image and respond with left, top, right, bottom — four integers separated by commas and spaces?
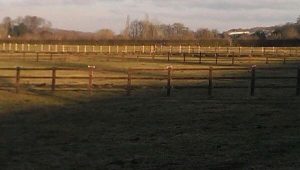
0, 88, 300, 170
0, 59, 300, 170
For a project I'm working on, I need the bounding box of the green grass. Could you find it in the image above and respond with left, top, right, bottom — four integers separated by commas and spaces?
0, 56, 300, 169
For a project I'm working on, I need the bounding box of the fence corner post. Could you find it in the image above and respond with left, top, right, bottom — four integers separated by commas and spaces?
167, 66, 173, 97
16, 67, 21, 93
208, 66, 213, 96
250, 65, 256, 96
88, 65, 96, 94
296, 67, 300, 96
51, 67, 56, 91
127, 68, 132, 96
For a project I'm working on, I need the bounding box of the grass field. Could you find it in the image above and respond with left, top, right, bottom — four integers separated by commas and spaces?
0, 54, 300, 169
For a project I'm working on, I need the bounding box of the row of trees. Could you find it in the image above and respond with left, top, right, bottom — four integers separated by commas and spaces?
1, 15, 300, 41
0, 15, 222, 40
0, 16, 52, 39
272, 18, 300, 39
231, 16, 300, 40
122, 15, 220, 40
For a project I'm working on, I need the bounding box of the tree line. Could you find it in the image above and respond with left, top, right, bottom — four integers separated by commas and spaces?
0, 15, 223, 41
0, 15, 300, 41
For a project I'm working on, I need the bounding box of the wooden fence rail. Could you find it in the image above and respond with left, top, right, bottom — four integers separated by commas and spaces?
1, 51, 300, 65
0, 66, 299, 97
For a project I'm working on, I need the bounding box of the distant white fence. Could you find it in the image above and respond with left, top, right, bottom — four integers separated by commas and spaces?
0, 43, 300, 56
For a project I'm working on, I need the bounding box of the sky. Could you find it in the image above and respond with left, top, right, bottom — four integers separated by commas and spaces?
0, 0, 299, 33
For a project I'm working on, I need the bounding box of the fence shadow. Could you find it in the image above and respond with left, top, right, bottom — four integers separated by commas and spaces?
0, 61, 300, 169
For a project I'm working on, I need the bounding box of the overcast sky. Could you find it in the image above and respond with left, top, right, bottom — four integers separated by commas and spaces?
0, 0, 299, 33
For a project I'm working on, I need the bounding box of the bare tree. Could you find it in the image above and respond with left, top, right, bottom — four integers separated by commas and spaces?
273, 22, 300, 39
95, 29, 115, 40
22, 16, 52, 32
0, 17, 12, 37
195, 28, 219, 39
129, 20, 144, 39
121, 15, 131, 39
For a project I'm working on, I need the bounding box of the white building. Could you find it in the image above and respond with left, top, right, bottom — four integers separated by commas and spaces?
228, 31, 251, 36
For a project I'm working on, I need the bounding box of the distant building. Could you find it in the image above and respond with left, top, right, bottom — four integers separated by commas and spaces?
228, 31, 251, 36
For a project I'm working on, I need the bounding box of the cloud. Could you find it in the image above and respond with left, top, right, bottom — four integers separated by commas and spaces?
0, 0, 99, 6
0, 0, 299, 32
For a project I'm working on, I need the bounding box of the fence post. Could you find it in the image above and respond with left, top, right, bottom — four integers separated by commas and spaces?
215, 53, 218, 65
208, 67, 213, 96
167, 66, 172, 97
168, 52, 170, 61
297, 68, 300, 96
199, 52, 202, 64
127, 68, 132, 96
179, 45, 182, 53
183, 53, 186, 62
22, 53, 26, 60
142, 45, 145, 54
266, 56, 269, 64
21, 44, 24, 52
36, 53, 39, 62
52, 67, 56, 91
88, 66, 95, 94
16, 67, 21, 93
250, 65, 256, 96
152, 50, 155, 60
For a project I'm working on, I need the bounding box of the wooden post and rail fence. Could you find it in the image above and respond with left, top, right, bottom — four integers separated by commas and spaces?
1, 43, 300, 56
0, 46, 300, 65
0, 66, 300, 97
1, 50, 300, 65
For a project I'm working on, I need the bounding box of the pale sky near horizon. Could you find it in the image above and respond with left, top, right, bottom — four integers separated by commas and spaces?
0, 0, 299, 33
